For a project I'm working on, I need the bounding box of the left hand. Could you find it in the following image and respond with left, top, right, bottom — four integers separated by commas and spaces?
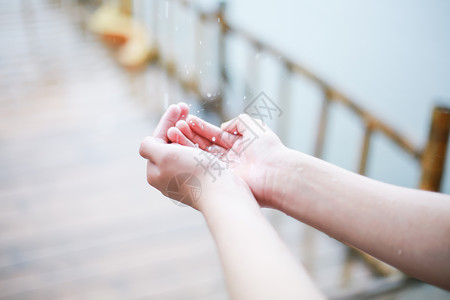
139, 104, 246, 210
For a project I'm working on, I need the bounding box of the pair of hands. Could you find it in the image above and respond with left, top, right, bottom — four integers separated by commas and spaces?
139, 103, 287, 210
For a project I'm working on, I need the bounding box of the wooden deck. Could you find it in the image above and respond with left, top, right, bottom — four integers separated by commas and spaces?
0, 1, 449, 299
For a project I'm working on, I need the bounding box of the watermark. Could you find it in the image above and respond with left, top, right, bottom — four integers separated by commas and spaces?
167, 173, 202, 207
192, 92, 283, 183
244, 91, 283, 125
194, 151, 226, 183
219, 114, 259, 156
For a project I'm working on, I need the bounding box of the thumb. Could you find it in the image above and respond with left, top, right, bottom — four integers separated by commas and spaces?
139, 136, 167, 162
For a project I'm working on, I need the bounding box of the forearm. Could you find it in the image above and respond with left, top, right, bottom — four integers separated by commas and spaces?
271, 148, 450, 290
200, 179, 324, 300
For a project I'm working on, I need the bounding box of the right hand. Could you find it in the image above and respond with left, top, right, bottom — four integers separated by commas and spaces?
167, 113, 288, 208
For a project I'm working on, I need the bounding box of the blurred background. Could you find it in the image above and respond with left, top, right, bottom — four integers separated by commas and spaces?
1, 0, 449, 299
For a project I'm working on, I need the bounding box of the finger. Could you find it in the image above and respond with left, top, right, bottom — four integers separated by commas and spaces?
175, 120, 195, 140
167, 127, 196, 147
139, 136, 167, 162
175, 120, 211, 150
153, 104, 181, 142
178, 102, 189, 121
221, 114, 264, 137
187, 115, 238, 149
174, 121, 228, 154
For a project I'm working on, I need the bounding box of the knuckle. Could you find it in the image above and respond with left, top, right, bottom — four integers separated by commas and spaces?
139, 137, 151, 157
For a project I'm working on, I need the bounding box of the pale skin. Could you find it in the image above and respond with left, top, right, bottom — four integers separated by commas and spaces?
140, 103, 324, 299
140, 103, 450, 296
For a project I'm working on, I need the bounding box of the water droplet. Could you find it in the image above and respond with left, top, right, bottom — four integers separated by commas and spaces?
212, 137, 216, 142
208, 146, 212, 151
181, 114, 185, 118
243, 96, 247, 100
398, 249, 402, 255
192, 123, 195, 126
233, 131, 237, 135
207, 93, 212, 97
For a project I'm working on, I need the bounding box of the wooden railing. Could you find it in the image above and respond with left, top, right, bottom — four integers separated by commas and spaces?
140, 0, 449, 193
107, 0, 450, 294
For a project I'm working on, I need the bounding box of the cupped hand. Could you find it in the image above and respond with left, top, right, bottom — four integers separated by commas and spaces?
152, 103, 190, 143
140, 104, 250, 210
167, 113, 288, 208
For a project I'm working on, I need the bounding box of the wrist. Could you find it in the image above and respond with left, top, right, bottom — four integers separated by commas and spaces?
268, 148, 313, 212
197, 173, 260, 215
262, 146, 300, 208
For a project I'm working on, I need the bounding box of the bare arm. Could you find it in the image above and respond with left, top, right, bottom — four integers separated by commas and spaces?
268, 148, 450, 290
171, 112, 450, 290
139, 106, 325, 299
199, 181, 324, 300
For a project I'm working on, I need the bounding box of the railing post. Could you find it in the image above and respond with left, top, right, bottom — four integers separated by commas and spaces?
358, 121, 374, 175
314, 88, 331, 158
216, 0, 226, 119
419, 106, 450, 191
276, 61, 292, 144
